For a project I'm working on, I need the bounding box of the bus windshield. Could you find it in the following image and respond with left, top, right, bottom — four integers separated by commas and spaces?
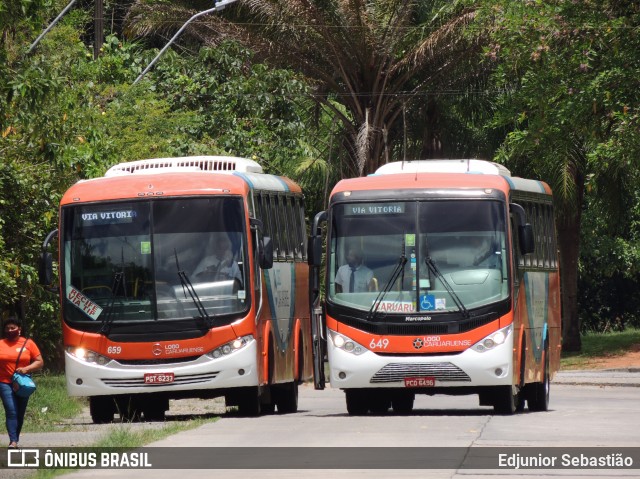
328, 200, 509, 316
61, 197, 248, 328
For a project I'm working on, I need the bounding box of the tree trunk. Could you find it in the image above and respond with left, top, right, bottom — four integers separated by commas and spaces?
558, 210, 581, 351
557, 169, 585, 352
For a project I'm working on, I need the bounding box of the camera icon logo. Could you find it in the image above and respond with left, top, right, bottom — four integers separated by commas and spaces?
7, 449, 40, 467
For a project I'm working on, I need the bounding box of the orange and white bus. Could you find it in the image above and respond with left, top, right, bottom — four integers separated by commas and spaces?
40, 156, 311, 421
309, 159, 561, 414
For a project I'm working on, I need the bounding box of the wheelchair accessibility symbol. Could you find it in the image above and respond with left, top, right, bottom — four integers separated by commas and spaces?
419, 294, 435, 311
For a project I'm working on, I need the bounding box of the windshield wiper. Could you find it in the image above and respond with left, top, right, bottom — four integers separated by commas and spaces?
424, 255, 470, 319
98, 270, 124, 335
367, 240, 407, 322
174, 250, 214, 328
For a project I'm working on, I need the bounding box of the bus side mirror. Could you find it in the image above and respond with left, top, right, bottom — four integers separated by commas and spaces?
260, 236, 274, 270
39, 228, 59, 294
250, 217, 273, 269
308, 210, 327, 267
39, 252, 53, 285
308, 235, 323, 267
519, 224, 535, 255
510, 203, 535, 255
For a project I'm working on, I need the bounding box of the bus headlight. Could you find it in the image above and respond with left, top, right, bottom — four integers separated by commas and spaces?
329, 330, 367, 355
66, 347, 112, 366
206, 335, 254, 359
471, 324, 512, 353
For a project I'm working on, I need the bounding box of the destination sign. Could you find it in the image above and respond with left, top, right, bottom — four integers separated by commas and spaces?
67, 286, 103, 320
78, 209, 138, 226
344, 203, 405, 216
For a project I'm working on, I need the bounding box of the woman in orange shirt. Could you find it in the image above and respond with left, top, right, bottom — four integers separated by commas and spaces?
0, 317, 44, 448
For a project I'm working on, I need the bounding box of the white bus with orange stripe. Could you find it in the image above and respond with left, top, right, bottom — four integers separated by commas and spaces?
40, 156, 311, 422
309, 159, 561, 414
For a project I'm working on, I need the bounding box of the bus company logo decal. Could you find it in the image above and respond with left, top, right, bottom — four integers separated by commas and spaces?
413, 338, 424, 349
152, 343, 162, 356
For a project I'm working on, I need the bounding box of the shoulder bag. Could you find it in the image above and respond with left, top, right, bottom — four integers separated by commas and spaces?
12, 338, 36, 398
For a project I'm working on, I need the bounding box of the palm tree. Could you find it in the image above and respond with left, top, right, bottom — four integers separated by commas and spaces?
124, 0, 485, 176
482, 0, 640, 351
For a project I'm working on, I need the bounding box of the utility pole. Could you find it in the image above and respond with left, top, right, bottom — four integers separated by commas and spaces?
133, 0, 239, 84
94, 0, 104, 59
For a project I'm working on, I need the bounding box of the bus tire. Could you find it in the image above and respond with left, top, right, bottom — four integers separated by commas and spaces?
345, 389, 369, 415
391, 392, 415, 414
274, 381, 298, 414
236, 387, 262, 416
143, 396, 169, 422
116, 396, 142, 422
89, 396, 116, 424
492, 385, 518, 415
368, 392, 391, 415
528, 341, 550, 412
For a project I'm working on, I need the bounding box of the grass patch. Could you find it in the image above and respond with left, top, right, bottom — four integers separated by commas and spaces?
19, 373, 86, 433
92, 418, 215, 448
561, 328, 640, 369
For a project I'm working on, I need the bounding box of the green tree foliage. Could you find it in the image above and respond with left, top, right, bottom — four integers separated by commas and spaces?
124, 0, 485, 176
579, 188, 640, 332
0, 2, 322, 367
147, 41, 314, 176
478, 0, 640, 350
2, 0, 639, 367
1, 1, 79, 365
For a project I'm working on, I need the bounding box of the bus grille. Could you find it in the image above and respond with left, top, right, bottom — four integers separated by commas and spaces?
102, 372, 220, 388
370, 362, 471, 383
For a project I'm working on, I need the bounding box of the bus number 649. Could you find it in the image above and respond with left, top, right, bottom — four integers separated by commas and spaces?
370, 339, 389, 349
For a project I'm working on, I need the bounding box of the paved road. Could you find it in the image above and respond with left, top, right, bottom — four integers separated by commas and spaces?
47, 369, 640, 479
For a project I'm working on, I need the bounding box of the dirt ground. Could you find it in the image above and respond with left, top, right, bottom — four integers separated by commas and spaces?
578, 343, 640, 369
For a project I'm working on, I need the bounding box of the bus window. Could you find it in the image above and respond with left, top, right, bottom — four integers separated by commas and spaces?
297, 197, 308, 261
328, 200, 508, 313
283, 196, 295, 260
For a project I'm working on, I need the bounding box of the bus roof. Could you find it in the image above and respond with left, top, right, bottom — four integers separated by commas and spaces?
61, 157, 300, 205
332, 159, 551, 197
374, 159, 512, 176
105, 156, 263, 176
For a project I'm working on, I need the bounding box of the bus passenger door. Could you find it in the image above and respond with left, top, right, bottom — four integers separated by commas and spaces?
308, 211, 327, 390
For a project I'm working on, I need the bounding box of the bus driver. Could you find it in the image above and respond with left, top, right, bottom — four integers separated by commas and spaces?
335, 246, 375, 293
194, 234, 242, 282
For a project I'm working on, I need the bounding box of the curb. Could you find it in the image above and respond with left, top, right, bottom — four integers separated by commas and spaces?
554, 368, 640, 387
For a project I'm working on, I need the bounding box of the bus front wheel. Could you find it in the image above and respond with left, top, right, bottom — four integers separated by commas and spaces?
345, 389, 369, 415
392, 392, 415, 414
274, 381, 298, 414
143, 396, 169, 421
89, 396, 116, 424
492, 385, 520, 415
115, 396, 142, 422
234, 387, 262, 416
